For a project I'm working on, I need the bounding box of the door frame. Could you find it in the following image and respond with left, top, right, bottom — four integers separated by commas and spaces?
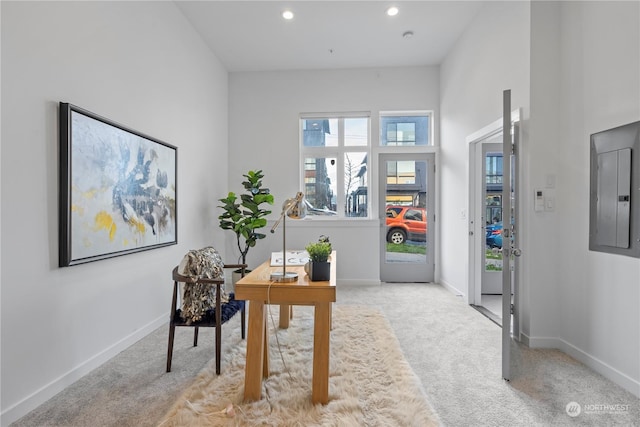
466, 109, 521, 321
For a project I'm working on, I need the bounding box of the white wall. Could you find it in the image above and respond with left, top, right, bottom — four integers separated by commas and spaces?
228, 67, 439, 281
439, 2, 531, 302
441, 0, 639, 397
0, 1, 229, 424
530, 0, 640, 395
527, 0, 563, 350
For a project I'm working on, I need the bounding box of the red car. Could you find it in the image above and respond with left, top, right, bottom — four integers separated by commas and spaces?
386, 206, 427, 244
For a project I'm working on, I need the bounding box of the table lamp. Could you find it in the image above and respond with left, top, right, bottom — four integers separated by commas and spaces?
270, 192, 307, 282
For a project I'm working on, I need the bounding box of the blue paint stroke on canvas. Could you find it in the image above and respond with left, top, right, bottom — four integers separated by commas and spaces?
112, 144, 172, 236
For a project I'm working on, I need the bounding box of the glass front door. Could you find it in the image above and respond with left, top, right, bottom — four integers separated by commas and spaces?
379, 153, 435, 282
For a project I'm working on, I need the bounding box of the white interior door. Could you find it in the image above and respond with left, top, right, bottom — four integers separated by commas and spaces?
467, 92, 521, 381
501, 90, 521, 381
379, 153, 435, 282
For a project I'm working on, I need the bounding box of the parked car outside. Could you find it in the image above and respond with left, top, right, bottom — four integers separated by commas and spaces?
486, 222, 503, 248
386, 205, 427, 244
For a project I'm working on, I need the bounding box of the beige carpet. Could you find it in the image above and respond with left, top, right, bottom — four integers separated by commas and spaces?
158, 305, 440, 426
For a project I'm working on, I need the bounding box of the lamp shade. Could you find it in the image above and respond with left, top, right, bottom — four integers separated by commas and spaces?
285, 192, 306, 219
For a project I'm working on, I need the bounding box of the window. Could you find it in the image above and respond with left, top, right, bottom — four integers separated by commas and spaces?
387, 160, 417, 185
485, 153, 503, 185
404, 209, 424, 222
380, 112, 431, 146
387, 122, 416, 144
301, 115, 370, 218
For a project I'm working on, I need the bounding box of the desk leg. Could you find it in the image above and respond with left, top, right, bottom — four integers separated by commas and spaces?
312, 302, 331, 405
263, 319, 269, 378
279, 304, 290, 329
244, 300, 266, 402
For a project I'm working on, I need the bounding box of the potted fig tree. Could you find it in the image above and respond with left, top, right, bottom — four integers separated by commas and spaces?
218, 170, 274, 285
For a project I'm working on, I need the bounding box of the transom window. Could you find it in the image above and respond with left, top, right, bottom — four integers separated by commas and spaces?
380, 112, 431, 146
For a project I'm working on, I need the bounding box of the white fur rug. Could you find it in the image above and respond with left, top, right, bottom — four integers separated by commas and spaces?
159, 305, 440, 426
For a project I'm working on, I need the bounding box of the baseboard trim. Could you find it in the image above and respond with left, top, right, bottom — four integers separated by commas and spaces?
339, 279, 381, 286
1, 314, 167, 427
439, 279, 466, 300
525, 334, 640, 398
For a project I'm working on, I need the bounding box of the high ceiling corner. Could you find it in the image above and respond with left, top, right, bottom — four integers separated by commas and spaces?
175, 1, 485, 72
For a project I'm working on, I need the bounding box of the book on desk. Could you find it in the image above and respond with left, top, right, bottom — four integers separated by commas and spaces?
270, 250, 309, 267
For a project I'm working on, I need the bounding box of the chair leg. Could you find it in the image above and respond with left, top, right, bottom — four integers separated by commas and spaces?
215, 322, 222, 375
193, 326, 199, 347
166, 323, 176, 372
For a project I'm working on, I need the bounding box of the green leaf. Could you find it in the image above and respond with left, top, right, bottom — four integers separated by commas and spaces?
217, 170, 274, 264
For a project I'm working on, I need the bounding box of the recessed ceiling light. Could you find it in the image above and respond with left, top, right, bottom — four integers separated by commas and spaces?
386, 6, 399, 17
282, 10, 294, 20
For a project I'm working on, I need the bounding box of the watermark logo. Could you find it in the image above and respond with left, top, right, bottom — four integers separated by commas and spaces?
566, 401, 581, 417
565, 401, 630, 417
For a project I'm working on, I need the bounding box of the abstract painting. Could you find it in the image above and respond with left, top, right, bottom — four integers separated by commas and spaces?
59, 103, 177, 266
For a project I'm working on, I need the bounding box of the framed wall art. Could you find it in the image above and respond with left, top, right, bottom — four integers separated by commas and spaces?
59, 103, 177, 266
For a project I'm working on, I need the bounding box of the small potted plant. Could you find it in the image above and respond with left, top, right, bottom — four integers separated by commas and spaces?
305, 238, 332, 281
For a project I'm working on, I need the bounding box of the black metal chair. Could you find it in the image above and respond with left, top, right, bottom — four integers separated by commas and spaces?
166, 264, 246, 374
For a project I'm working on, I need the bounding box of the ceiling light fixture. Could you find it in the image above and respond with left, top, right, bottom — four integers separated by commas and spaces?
386, 6, 399, 17
282, 10, 294, 20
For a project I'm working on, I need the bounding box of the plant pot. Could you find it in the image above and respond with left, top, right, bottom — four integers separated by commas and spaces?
230, 268, 251, 294
309, 261, 331, 281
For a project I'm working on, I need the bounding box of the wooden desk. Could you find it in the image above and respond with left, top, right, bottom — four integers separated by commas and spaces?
235, 251, 336, 405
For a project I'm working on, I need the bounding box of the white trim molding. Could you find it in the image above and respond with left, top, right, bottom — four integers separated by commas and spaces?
1, 314, 168, 426
524, 334, 640, 398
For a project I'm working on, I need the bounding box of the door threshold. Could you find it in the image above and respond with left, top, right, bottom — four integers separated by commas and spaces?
471, 304, 502, 327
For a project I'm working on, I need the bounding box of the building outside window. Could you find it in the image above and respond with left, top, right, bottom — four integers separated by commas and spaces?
385, 160, 427, 207
379, 112, 431, 207
300, 115, 369, 218
485, 152, 503, 224
380, 113, 431, 146
300, 111, 431, 218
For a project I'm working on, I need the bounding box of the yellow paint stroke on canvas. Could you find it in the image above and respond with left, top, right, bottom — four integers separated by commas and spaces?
71, 204, 85, 216
94, 211, 117, 241
128, 217, 146, 235
72, 185, 106, 201
82, 188, 100, 199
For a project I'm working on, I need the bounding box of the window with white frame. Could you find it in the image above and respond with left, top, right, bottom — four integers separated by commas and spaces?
380, 112, 431, 146
300, 115, 370, 218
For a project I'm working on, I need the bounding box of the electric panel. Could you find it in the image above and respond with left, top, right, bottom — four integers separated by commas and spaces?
595, 148, 630, 248
589, 121, 639, 258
